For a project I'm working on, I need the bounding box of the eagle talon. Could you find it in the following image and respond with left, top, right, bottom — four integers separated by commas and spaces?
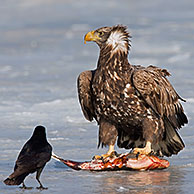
133, 141, 152, 156
92, 151, 118, 161
133, 148, 151, 156
129, 149, 133, 154
147, 149, 155, 156
136, 152, 140, 160
109, 151, 118, 158
113, 151, 120, 157
92, 155, 103, 160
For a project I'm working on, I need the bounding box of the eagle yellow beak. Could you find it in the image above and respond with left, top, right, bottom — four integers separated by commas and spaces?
84, 30, 100, 44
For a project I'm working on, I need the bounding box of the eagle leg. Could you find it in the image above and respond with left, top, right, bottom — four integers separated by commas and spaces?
94, 145, 117, 160
133, 141, 152, 155
94, 120, 118, 160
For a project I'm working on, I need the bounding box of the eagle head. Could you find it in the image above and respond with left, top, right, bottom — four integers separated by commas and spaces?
84, 25, 131, 54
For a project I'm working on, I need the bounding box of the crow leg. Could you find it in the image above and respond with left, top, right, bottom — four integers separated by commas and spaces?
36, 168, 47, 190
19, 182, 33, 190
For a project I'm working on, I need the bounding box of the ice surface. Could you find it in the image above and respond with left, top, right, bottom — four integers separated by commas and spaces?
0, 0, 194, 193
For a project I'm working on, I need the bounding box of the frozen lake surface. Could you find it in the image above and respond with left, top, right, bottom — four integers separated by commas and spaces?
0, 0, 194, 193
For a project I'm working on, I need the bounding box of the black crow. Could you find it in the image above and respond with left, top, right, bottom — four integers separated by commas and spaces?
4, 125, 52, 189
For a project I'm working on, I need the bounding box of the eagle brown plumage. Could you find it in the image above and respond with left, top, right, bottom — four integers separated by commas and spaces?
78, 25, 188, 157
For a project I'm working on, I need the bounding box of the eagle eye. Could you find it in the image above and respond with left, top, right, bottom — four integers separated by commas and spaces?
98, 31, 104, 36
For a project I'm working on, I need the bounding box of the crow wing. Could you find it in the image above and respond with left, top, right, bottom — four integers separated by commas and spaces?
11, 141, 52, 178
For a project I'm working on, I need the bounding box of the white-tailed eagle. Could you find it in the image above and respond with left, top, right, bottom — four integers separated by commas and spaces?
78, 25, 188, 158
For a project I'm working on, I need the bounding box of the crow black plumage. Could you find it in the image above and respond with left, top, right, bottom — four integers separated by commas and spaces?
4, 125, 52, 189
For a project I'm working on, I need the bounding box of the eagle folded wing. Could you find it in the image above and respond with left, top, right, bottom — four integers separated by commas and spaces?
132, 65, 188, 129
77, 70, 94, 121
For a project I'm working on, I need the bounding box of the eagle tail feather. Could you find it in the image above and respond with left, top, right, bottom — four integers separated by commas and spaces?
153, 117, 185, 156
117, 118, 185, 157
117, 130, 144, 150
